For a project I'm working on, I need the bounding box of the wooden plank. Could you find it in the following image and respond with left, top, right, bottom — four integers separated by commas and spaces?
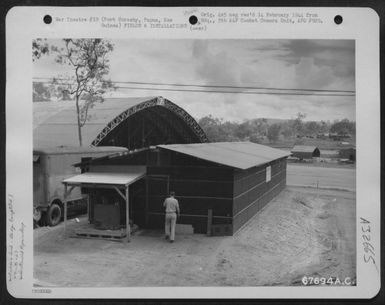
113, 186, 127, 201
64, 184, 67, 238
87, 194, 90, 222
147, 194, 232, 200
72, 235, 126, 243
125, 186, 130, 242
169, 180, 233, 197
75, 228, 126, 237
148, 166, 234, 181
207, 209, 213, 236
147, 211, 231, 219
145, 176, 149, 226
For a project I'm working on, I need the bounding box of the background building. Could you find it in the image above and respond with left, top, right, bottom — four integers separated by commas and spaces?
291, 145, 320, 160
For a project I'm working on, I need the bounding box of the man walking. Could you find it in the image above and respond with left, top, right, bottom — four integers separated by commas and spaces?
163, 191, 180, 243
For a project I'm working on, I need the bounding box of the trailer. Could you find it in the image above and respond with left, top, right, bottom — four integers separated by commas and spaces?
33, 145, 128, 226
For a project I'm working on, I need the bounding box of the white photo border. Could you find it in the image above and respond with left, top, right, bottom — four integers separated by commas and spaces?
5, 6, 380, 299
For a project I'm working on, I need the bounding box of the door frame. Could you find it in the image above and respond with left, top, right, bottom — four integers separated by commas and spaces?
145, 174, 169, 226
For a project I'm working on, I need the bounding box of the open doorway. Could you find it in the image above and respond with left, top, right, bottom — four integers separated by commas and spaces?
144, 175, 170, 229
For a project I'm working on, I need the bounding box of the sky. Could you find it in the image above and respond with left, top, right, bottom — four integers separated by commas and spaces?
33, 39, 355, 122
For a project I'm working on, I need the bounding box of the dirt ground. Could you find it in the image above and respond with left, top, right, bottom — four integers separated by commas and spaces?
34, 186, 356, 287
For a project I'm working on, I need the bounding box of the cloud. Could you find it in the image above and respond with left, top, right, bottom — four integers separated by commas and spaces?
191, 40, 267, 91
294, 57, 336, 89
33, 39, 355, 122
250, 39, 355, 90
192, 40, 241, 87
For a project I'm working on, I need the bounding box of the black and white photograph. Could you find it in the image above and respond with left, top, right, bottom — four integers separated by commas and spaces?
32, 38, 357, 287
5, 6, 380, 299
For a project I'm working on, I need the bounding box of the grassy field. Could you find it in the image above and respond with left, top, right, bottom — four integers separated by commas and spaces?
263, 137, 355, 150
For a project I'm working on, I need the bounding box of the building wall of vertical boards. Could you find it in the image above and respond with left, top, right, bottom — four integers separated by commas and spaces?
87, 149, 287, 235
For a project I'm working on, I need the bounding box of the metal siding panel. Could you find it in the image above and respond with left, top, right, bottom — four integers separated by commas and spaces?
171, 180, 233, 198
147, 165, 234, 232
232, 158, 287, 234
150, 165, 233, 181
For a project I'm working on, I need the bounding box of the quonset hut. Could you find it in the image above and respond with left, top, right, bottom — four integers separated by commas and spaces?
34, 96, 208, 226
73, 142, 290, 236
34, 96, 208, 149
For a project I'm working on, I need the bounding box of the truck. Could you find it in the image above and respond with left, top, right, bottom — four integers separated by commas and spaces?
33, 145, 128, 226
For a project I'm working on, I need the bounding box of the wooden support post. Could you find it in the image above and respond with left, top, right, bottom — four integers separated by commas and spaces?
87, 194, 90, 223
125, 186, 131, 243
207, 209, 213, 236
64, 184, 68, 238
113, 186, 127, 201
145, 176, 149, 227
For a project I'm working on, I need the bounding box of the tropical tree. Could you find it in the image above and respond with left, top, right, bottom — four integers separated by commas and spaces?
303, 121, 319, 136
32, 39, 50, 61
292, 112, 306, 137
51, 39, 114, 146
330, 119, 355, 135
267, 123, 281, 143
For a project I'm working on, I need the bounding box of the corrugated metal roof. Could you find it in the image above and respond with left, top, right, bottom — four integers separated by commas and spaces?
157, 142, 290, 170
291, 145, 319, 153
34, 97, 156, 147
62, 166, 146, 186
33, 146, 128, 155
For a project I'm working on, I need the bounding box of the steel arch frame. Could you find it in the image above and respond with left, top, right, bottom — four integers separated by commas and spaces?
91, 96, 208, 146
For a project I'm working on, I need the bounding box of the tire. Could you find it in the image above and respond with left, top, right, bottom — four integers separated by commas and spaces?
47, 203, 62, 226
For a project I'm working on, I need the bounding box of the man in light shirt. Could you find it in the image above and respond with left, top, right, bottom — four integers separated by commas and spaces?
163, 191, 180, 243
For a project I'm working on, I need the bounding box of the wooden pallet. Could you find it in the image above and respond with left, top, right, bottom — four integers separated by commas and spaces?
73, 228, 127, 242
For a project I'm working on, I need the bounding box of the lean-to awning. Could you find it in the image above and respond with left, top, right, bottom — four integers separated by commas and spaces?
62, 167, 146, 187
62, 166, 146, 243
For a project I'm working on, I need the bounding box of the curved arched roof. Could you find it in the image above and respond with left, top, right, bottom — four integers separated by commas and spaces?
34, 96, 208, 149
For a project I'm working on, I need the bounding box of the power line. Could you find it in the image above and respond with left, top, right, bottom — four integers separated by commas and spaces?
114, 86, 355, 97
33, 77, 355, 94
33, 80, 355, 97
112, 80, 355, 93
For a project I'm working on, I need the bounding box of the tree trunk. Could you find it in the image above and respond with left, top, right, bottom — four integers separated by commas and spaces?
75, 96, 83, 146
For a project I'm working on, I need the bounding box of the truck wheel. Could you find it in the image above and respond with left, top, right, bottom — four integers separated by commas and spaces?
47, 203, 62, 226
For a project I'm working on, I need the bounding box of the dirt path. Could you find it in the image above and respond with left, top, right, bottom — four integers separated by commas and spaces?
34, 187, 355, 287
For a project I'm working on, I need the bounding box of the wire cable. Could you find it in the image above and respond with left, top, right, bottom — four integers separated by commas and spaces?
32, 77, 355, 94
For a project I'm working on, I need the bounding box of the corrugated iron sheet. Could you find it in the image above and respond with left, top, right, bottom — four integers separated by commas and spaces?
62, 166, 146, 186
157, 142, 290, 170
34, 97, 156, 147
291, 145, 319, 153
33, 146, 127, 155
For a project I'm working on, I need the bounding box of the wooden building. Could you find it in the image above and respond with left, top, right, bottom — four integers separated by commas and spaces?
291, 145, 320, 160
74, 142, 290, 236
339, 147, 356, 162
